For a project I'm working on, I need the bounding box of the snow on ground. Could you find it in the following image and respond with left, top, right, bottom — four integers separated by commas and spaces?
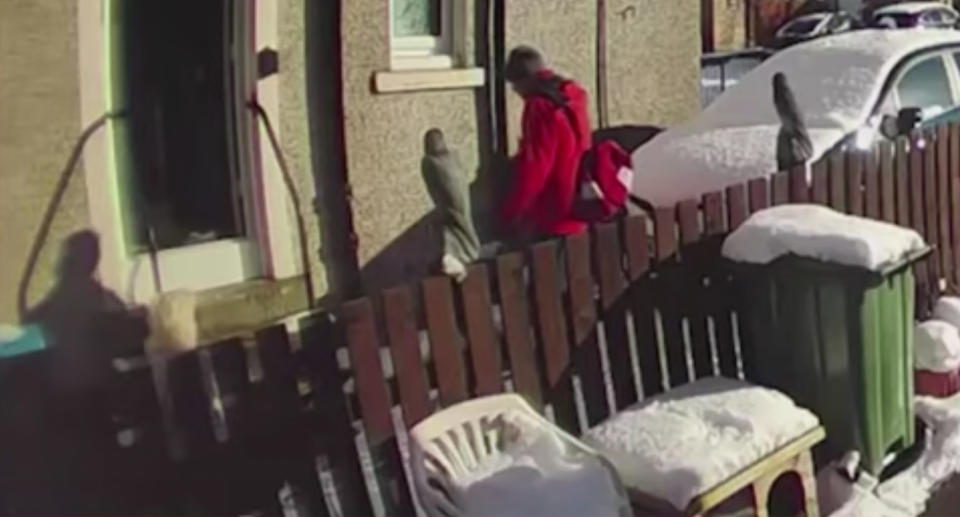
721, 205, 926, 271
823, 394, 960, 517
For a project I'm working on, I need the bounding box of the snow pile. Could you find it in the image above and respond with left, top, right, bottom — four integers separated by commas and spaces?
722, 205, 925, 271
933, 297, 960, 331
582, 377, 819, 511
823, 394, 960, 517
450, 410, 625, 517
915, 321, 960, 373
631, 29, 960, 206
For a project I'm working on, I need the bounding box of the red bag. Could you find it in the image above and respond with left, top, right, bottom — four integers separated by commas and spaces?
574, 140, 634, 222
557, 104, 635, 222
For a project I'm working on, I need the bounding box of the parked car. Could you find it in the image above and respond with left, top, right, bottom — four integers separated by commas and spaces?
771, 11, 859, 49
631, 30, 960, 207
870, 1, 959, 29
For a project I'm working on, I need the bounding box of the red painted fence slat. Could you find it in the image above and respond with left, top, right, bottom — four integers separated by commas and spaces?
704, 191, 737, 378
748, 177, 770, 213
896, 137, 911, 227
950, 123, 960, 288
865, 148, 880, 220
653, 209, 689, 387
565, 232, 609, 424
342, 298, 414, 516
829, 152, 847, 213
496, 253, 544, 409
623, 215, 664, 397
726, 184, 748, 229
300, 313, 375, 517
847, 152, 864, 216
460, 264, 502, 396
595, 222, 638, 409
772, 171, 790, 206
811, 160, 829, 206
938, 124, 953, 288
789, 165, 808, 203
678, 200, 713, 379
879, 141, 896, 224
422, 276, 469, 406
531, 241, 579, 432
382, 285, 432, 428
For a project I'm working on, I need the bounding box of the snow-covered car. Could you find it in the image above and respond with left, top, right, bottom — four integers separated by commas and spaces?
870, 1, 959, 29
631, 29, 960, 207
772, 11, 859, 49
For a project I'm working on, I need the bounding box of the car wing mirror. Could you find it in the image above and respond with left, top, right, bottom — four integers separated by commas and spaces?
897, 107, 923, 135
880, 115, 899, 140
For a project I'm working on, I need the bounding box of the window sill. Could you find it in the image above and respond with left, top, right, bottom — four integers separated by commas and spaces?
193, 276, 315, 344
374, 67, 485, 94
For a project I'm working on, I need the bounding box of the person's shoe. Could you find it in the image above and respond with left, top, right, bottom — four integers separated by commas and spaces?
441, 254, 468, 283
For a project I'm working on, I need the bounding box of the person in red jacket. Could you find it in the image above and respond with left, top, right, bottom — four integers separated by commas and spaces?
501, 46, 590, 242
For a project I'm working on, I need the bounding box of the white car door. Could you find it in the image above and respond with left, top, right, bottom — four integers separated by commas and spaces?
887, 52, 958, 122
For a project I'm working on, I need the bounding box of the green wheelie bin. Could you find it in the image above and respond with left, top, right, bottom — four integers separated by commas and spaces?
731, 248, 929, 475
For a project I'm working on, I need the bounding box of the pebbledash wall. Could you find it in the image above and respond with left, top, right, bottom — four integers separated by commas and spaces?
0, 0, 700, 339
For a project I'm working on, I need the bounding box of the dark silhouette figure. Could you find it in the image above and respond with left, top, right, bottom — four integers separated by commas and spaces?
24, 231, 127, 394
421, 128, 481, 282
773, 72, 814, 172
1, 231, 148, 515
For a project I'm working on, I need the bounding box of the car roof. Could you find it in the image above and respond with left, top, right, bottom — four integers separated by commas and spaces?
631, 29, 960, 206
699, 29, 960, 131
874, 1, 954, 15
788, 12, 833, 23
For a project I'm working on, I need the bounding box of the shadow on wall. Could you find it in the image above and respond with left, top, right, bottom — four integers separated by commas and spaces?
2, 230, 149, 515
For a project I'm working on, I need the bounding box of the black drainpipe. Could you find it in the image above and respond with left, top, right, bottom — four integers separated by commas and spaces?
597, 0, 609, 129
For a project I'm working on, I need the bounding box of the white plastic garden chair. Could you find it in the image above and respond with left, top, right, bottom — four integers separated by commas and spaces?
409, 393, 631, 517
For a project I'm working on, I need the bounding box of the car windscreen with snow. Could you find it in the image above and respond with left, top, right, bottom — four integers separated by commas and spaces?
780, 17, 826, 36
874, 13, 918, 28
631, 30, 960, 207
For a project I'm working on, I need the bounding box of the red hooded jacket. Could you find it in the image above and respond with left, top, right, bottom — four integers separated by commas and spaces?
501, 73, 590, 237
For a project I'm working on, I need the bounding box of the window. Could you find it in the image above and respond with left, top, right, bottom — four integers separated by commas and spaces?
921, 9, 943, 26
390, 0, 453, 69
896, 56, 955, 119
117, 0, 250, 252
940, 8, 958, 26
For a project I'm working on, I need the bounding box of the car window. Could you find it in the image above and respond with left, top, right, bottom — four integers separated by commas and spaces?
827, 15, 845, 31
897, 55, 954, 119
783, 18, 823, 35
941, 9, 958, 24
922, 10, 943, 25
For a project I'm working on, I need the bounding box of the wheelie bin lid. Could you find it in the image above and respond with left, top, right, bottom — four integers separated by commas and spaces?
722, 205, 929, 276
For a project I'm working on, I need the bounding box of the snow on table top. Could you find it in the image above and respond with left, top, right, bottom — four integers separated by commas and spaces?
632, 29, 960, 207
915, 320, 960, 373
582, 377, 819, 511
721, 205, 925, 271
452, 410, 625, 517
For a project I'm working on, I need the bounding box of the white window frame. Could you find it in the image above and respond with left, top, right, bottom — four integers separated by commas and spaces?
78, 0, 297, 306
389, 0, 457, 70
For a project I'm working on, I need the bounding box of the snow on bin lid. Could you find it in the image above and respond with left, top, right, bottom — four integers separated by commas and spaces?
721, 205, 925, 271
582, 377, 819, 511
915, 321, 960, 374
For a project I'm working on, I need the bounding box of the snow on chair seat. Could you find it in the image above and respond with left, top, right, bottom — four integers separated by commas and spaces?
409, 393, 631, 517
582, 377, 825, 516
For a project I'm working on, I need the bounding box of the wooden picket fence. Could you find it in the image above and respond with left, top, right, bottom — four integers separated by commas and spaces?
4, 123, 960, 516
